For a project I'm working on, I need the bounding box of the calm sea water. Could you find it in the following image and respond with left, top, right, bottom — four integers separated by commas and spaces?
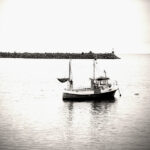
0, 54, 150, 150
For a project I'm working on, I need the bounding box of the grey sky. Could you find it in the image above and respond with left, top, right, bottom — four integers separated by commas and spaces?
0, 0, 149, 53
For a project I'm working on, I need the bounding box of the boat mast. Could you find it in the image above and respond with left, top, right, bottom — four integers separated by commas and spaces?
69, 60, 71, 80
93, 59, 96, 80
68, 59, 73, 90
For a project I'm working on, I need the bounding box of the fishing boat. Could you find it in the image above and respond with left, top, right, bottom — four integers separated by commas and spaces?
57, 59, 121, 101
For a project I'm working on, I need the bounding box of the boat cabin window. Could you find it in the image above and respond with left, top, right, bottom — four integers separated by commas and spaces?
100, 80, 108, 85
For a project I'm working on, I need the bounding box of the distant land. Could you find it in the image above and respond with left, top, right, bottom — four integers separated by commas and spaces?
0, 51, 120, 59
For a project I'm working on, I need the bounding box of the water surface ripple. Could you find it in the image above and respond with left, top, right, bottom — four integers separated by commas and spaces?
0, 55, 150, 150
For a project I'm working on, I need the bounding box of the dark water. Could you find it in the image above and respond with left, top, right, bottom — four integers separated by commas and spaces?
0, 54, 150, 150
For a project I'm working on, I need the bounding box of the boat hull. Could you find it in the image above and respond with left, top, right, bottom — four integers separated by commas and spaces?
63, 89, 117, 101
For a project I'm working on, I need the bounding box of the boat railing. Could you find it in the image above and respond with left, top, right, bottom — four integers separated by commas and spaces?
65, 87, 91, 91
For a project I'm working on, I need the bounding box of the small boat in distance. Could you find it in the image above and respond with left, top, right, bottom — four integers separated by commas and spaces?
57, 59, 121, 101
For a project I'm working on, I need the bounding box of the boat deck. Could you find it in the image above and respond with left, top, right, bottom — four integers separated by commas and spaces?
64, 87, 118, 95
64, 88, 94, 95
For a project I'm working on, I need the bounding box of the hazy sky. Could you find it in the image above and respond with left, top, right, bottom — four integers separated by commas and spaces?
0, 0, 149, 53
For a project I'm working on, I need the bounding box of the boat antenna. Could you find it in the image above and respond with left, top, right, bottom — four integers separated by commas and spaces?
104, 70, 106, 77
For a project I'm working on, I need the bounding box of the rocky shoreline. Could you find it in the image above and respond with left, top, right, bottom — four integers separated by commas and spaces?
0, 51, 120, 59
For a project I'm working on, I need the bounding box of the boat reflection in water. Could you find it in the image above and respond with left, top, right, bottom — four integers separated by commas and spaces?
64, 99, 117, 139
58, 59, 121, 101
